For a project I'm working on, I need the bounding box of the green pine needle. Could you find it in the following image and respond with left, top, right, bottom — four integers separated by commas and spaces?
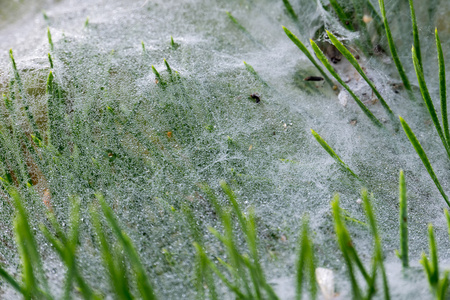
47, 27, 54, 51
311, 129, 359, 179
326, 30, 394, 119
378, 0, 413, 98
309, 39, 383, 127
408, 0, 422, 69
412, 46, 450, 158
397, 170, 409, 268
329, 0, 354, 31
436, 29, 449, 148
282, 27, 334, 88
282, 0, 299, 22
399, 116, 450, 207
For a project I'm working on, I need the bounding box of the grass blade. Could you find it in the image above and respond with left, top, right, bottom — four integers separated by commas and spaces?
399, 116, 450, 207
170, 36, 180, 49
429, 225, 439, 284
9, 49, 42, 141
226, 11, 247, 33
412, 46, 450, 158
152, 65, 166, 89
326, 30, 394, 119
331, 195, 362, 299
436, 29, 449, 148
46, 71, 67, 153
10, 189, 52, 299
438, 271, 449, 300
420, 224, 442, 295
0, 265, 23, 294
282, 0, 299, 23
164, 59, 172, 75
90, 205, 133, 300
182, 205, 217, 300
296, 217, 317, 300
48, 53, 53, 69
282, 27, 334, 88
361, 190, 390, 299
96, 194, 156, 300
408, 0, 422, 69
245, 209, 278, 300
310, 129, 359, 179
378, 0, 413, 98
47, 27, 54, 51
62, 197, 84, 299
219, 210, 253, 297
329, 0, 354, 31
445, 209, 450, 239
14, 216, 36, 299
309, 40, 383, 127
396, 170, 409, 268
226, 11, 265, 49
193, 243, 247, 299
204, 183, 279, 299
243, 61, 269, 88
220, 180, 247, 235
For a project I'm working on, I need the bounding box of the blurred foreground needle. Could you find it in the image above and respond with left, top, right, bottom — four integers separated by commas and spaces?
315, 267, 335, 299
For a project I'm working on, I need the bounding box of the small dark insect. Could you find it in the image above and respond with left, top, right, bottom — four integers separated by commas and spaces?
250, 93, 261, 103
304, 76, 324, 82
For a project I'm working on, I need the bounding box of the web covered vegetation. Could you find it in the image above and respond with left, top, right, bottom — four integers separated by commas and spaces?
1, 0, 450, 298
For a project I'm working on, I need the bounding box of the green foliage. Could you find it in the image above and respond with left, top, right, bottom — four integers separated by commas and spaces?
47, 27, 54, 52
412, 46, 450, 158
420, 224, 450, 299
309, 39, 383, 127
296, 217, 316, 300
195, 181, 279, 300
3, 189, 51, 299
95, 194, 157, 299
408, 0, 422, 70
152, 65, 166, 88
3, 1, 450, 299
436, 29, 449, 148
310, 129, 359, 179
282, 27, 334, 88
46, 70, 67, 153
243, 61, 269, 88
41, 197, 99, 299
332, 192, 390, 299
326, 30, 394, 120
9, 49, 41, 140
282, 0, 299, 23
395, 170, 409, 268
378, 0, 413, 99
399, 117, 450, 207
328, 0, 354, 31
226, 11, 265, 49
0, 188, 156, 299
170, 36, 180, 49
48, 53, 54, 69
